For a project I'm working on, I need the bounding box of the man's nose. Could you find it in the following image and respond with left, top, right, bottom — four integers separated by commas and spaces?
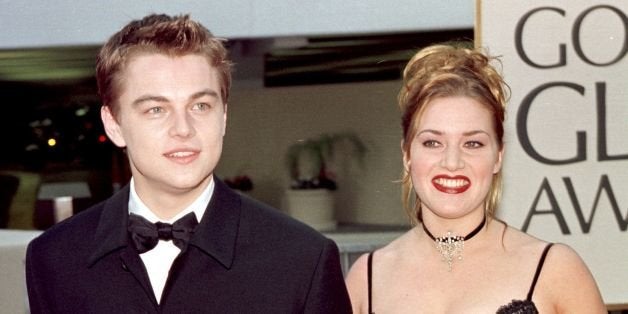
168, 109, 195, 138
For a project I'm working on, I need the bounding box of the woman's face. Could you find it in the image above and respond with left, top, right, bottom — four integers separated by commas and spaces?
405, 96, 503, 220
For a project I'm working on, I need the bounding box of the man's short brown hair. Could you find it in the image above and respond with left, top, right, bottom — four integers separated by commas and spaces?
96, 14, 232, 116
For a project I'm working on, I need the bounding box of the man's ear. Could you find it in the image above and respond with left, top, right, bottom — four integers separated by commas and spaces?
100, 106, 126, 148
222, 103, 228, 136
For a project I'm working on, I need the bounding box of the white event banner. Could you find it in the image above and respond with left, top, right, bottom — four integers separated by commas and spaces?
477, 0, 628, 306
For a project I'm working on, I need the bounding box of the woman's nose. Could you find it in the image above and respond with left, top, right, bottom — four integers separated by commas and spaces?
441, 145, 465, 171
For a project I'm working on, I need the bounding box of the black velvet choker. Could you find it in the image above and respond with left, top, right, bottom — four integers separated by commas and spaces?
421, 215, 486, 271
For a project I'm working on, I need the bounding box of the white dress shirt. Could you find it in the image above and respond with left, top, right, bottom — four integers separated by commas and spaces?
128, 177, 213, 303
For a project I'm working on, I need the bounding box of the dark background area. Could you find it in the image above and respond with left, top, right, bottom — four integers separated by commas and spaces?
0, 29, 472, 173
0, 29, 473, 229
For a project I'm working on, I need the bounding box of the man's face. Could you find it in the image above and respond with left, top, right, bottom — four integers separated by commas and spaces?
101, 53, 226, 199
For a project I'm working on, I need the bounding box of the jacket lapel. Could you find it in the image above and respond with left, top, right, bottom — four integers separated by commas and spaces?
86, 184, 157, 306
87, 184, 130, 267
160, 178, 242, 304
188, 178, 241, 269
119, 246, 159, 306
85, 178, 242, 308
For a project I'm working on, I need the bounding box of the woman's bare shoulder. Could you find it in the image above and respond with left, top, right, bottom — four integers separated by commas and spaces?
345, 251, 369, 314
345, 229, 418, 313
345, 229, 415, 285
499, 222, 549, 252
538, 242, 605, 313
346, 231, 416, 282
495, 223, 605, 312
500, 223, 605, 313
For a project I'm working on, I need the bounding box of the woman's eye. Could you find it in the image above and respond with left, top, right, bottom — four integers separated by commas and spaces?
422, 140, 441, 148
465, 141, 484, 148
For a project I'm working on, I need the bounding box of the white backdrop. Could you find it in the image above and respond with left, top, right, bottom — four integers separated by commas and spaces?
0, 0, 473, 49
477, 0, 628, 306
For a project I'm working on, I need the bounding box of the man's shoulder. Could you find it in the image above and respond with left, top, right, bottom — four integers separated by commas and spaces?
29, 200, 106, 253
238, 194, 330, 245
31, 185, 129, 247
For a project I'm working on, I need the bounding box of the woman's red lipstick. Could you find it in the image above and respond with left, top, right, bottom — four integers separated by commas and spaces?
432, 175, 470, 194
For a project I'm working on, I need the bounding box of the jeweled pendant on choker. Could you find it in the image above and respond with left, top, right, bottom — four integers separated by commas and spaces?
421, 216, 486, 271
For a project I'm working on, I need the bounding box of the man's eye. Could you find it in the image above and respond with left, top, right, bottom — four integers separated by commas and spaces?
147, 107, 164, 114
192, 103, 210, 111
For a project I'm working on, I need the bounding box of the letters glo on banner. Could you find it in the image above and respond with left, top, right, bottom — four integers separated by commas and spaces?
478, 1, 627, 304
511, 5, 627, 235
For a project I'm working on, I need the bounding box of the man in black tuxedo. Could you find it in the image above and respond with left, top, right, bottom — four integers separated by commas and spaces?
25, 13, 352, 313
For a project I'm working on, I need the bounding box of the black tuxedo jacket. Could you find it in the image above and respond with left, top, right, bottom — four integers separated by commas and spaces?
26, 178, 352, 313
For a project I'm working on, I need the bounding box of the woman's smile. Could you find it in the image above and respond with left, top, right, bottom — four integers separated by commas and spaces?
432, 175, 470, 194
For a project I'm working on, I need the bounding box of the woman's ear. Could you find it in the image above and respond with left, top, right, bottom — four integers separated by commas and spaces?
494, 144, 505, 174
100, 106, 127, 148
401, 139, 411, 172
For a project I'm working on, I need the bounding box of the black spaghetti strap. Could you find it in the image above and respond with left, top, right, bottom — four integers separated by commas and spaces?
367, 252, 373, 314
526, 243, 554, 300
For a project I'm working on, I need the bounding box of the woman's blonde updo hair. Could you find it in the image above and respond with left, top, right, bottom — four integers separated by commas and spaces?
398, 43, 508, 225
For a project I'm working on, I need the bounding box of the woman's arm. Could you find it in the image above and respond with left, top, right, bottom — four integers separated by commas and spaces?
345, 253, 371, 314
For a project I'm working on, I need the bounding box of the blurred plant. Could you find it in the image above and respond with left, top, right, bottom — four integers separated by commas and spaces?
285, 132, 367, 190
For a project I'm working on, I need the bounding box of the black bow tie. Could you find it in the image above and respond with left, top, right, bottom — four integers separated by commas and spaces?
127, 212, 198, 254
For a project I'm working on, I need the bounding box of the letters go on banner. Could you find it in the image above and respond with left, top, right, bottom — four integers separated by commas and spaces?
476, 0, 628, 306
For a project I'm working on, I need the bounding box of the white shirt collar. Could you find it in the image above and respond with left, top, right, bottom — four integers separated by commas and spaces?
128, 177, 214, 223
